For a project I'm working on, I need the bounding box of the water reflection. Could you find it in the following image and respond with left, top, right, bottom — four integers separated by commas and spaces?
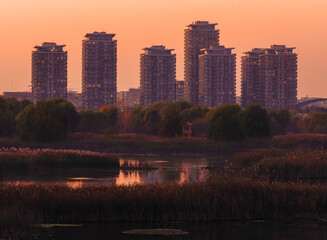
116, 171, 141, 185
1, 155, 231, 186
66, 181, 83, 189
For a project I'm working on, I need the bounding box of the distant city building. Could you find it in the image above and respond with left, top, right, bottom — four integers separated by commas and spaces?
184, 21, 219, 104
140, 45, 176, 106
116, 91, 127, 110
176, 81, 185, 101
241, 48, 266, 108
117, 88, 140, 110
236, 96, 241, 105
126, 88, 140, 108
261, 45, 297, 110
31, 42, 67, 103
241, 45, 297, 110
67, 91, 82, 110
198, 45, 236, 107
3, 91, 33, 101
82, 32, 117, 110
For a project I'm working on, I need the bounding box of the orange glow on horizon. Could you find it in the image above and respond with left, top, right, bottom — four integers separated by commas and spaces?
0, 0, 326, 97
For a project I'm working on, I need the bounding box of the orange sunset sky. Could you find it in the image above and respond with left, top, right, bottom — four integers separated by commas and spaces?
0, 0, 326, 98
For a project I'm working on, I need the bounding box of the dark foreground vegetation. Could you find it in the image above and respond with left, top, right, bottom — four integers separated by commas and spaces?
0, 148, 119, 173
1, 178, 326, 234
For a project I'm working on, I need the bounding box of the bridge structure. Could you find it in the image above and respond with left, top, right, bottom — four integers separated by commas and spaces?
293, 98, 327, 109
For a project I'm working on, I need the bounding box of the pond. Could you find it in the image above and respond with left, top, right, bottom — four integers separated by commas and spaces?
0, 154, 233, 186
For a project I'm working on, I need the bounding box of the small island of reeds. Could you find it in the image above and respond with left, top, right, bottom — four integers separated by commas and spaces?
0, 148, 119, 174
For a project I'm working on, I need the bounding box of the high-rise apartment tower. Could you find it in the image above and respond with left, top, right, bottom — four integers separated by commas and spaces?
82, 32, 117, 110
140, 45, 176, 106
31, 42, 67, 103
198, 45, 236, 107
176, 80, 185, 101
241, 48, 266, 108
241, 45, 297, 110
184, 21, 219, 104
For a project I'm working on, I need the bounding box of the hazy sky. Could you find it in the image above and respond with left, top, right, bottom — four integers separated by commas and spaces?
0, 0, 326, 97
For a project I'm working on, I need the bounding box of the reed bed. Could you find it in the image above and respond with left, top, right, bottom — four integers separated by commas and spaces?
0, 148, 119, 173
235, 148, 327, 179
272, 134, 327, 150
0, 133, 270, 155
0, 178, 327, 227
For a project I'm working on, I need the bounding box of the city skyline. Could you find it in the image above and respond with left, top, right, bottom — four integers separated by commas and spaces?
0, 0, 326, 98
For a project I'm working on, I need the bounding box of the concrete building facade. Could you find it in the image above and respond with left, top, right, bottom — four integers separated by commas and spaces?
241, 48, 266, 108
241, 45, 297, 110
117, 88, 140, 110
67, 91, 83, 110
198, 45, 236, 107
176, 80, 185, 101
184, 21, 219, 104
261, 45, 297, 110
31, 42, 67, 103
82, 32, 117, 110
3, 91, 33, 102
140, 45, 176, 106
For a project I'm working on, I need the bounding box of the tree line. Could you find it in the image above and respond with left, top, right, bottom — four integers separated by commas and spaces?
1, 96, 327, 142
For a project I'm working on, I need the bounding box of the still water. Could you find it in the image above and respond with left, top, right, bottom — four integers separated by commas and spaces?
1, 155, 232, 186
35, 221, 327, 240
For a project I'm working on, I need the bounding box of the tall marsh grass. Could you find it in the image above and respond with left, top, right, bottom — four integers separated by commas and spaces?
0, 178, 326, 228
0, 133, 270, 155
235, 148, 327, 179
0, 148, 119, 173
272, 134, 327, 150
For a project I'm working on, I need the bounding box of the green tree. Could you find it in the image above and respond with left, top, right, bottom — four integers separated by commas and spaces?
180, 106, 207, 124
208, 103, 243, 141
0, 97, 16, 137
308, 111, 327, 133
268, 109, 291, 135
6, 98, 33, 116
241, 104, 270, 138
16, 98, 79, 142
15, 105, 36, 140
77, 110, 109, 133
130, 107, 145, 133
191, 118, 208, 137
172, 100, 194, 113
159, 110, 182, 137
99, 105, 119, 126
143, 108, 161, 135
